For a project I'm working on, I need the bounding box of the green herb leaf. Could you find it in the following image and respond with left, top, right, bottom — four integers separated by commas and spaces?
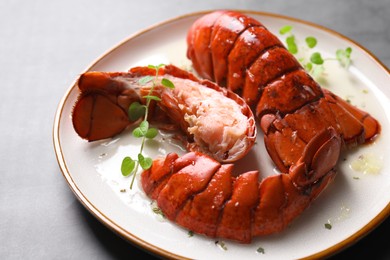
345, 47, 352, 57
336, 47, 352, 67
132, 127, 143, 138
138, 75, 154, 85
152, 206, 165, 217
304, 62, 313, 71
148, 64, 165, 70
139, 120, 149, 133
324, 223, 332, 230
279, 25, 293, 35
256, 247, 265, 254
305, 36, 317, 48
133, 121, 149, 138
310, 52, 324, 65
286, 35, 298, 54
138, 154, 153, 170
122, 64, 168, 190
128, 102, 146, 121
121, 157, 136, 176
156, 63, 165, 69
143, 95, 162, 102
145, 127, 158, 139
161, 78, 175, 89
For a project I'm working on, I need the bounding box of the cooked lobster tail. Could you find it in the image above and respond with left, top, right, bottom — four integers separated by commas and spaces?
142, 127, 340, 243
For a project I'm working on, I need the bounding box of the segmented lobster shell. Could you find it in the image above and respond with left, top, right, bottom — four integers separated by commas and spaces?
141, 149, 338, 243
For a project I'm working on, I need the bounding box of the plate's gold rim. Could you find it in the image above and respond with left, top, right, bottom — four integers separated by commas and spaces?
52, 9, 390, 260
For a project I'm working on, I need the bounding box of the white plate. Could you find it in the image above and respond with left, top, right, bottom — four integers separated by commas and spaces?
53, 11, 390, 259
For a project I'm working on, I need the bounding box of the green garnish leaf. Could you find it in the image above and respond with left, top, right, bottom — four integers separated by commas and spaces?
148, 64, 165, 70
156, 63, 165, 69
336, 47, 353, 67
310, 52, 324, 65
188, 230, 194, 237
279, 25, 293, 35
325, 223, 332, 230
152, 206, 165, 217
145, 127, 158, 139
128, 102, 146, 121
132, 127, 143, 138
161, 78, 175, 89
286, 35, 298, 54
139, 120, 149, 133
304, 62, 313, 71
121, 157, 136, 176
122, 64, 171, 189
138, 154, 153, 170
305, 36, 317, 48
138, 75, 154, 85
143, 95, 162, 102
133, 121, 149, 138
257, 247, 265, 254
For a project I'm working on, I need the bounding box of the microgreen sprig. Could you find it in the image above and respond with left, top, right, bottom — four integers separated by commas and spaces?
121, 64, 174, 189
336, 47, 352, 67
279, 25, 352, 78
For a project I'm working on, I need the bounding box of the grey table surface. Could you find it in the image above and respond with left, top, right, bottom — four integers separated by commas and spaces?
1, 0, 389, 259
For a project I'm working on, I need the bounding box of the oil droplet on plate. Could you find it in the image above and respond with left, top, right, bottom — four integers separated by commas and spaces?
349, 153, 383, 175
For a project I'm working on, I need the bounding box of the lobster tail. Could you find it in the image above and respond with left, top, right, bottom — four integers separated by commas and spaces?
142, 138, 339, 243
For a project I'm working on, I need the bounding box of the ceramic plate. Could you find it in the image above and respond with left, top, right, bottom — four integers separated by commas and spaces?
53, 11, 390, 259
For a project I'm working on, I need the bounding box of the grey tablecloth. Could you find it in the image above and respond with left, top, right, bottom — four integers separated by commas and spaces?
1, 0, 389, 259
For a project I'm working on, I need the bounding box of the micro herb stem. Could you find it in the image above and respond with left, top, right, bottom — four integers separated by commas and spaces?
129, 67, 160, 189
122, 64, 174, 190
129, 158, 139, 189
143, 67, 158, 120
279, 26, 352, 77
